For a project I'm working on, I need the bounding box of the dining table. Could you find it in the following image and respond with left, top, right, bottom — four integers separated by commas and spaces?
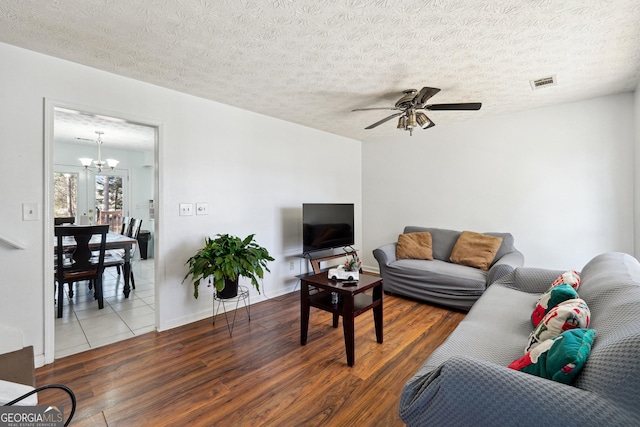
55, 230, 138, 298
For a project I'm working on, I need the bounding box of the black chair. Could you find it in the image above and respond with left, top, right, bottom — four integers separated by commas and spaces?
104, 218, 142, 290
55, 225, 109, 319
101, 215, 130, 273
120, 216, 131, 236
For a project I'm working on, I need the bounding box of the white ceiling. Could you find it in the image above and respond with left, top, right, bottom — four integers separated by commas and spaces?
2, 0, 640, 143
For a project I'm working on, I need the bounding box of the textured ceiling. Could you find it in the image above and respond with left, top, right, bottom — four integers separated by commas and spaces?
1, 0, 640, 143
54, 108, 155, 152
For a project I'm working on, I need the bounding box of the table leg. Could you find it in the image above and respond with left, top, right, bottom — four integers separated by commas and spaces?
342, 294, 355, 366
123, 243, 131, 298
373, 284, 383, 344
57, 282, 64, 318
96, 274, 104, 309
300, 282, 310, 345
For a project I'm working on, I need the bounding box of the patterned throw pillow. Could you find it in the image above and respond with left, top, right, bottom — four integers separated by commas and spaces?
525, 298, 590, 353
550, 270, 581, 290
509, 328, 595, 384
531, 283, 579, 327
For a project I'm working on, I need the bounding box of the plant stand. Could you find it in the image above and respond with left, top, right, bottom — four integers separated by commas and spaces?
213, 285, 250, 337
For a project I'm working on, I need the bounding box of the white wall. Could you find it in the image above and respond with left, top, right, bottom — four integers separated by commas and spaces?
635, 82, 640, 257
0, 42, 361, 361
362, 93, 635, 271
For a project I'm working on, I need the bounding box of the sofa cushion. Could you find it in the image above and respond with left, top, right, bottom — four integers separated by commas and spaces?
0, 379, 38, 406
396, 232, 433, 260
525, 298, 591, 352
449, 231, 503, 271
509, 328, 595, 384
531, 283, 579, 327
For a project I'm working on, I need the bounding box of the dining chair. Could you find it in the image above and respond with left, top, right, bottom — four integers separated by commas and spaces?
120, 216, 131, 236
104, 218, 142, 290
55, 225, 109, 319
101, 215, 130, 273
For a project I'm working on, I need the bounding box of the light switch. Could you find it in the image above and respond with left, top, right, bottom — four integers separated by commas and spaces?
196, 203, 209, 215
23, 203, 39, 221
179, 203, 193, 216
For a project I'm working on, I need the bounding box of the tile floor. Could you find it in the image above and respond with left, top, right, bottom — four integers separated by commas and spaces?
55, 258, 156, 359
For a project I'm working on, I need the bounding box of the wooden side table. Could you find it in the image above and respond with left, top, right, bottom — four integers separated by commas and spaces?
300, 272, 383, 366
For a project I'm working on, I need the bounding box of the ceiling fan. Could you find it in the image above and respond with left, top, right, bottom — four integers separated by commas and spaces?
352, 87, 482, 135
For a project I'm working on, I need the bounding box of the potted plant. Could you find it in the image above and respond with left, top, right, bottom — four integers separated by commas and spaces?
182, 233, 274, 299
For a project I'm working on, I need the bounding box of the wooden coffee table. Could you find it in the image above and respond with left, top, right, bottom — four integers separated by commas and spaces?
300, 271, 383, 366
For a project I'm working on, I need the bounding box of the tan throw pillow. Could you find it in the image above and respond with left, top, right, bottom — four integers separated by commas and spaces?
449, 231, 503, 270
396, 232, 433, 260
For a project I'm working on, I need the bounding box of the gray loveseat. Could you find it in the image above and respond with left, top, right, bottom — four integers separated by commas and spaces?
373, 226, 524, 311
399, 252, 640, 426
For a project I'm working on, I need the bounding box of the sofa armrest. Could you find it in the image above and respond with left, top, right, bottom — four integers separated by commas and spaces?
486, 250, 524, 284
373, 243, 397, 267
400, 355, 639, 427
492, 267, 565, 294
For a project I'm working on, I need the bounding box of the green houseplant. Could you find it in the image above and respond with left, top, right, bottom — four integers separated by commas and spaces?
182, 233, 274, 299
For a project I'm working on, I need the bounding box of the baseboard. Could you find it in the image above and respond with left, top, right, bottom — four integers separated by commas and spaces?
362, 264, 380, 275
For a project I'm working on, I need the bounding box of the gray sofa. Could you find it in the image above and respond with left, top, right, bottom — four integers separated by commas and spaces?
373, 226, 524, 311
399, 252, 640, 426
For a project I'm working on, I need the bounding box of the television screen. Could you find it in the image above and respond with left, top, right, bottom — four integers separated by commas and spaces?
302, 203, 354, 253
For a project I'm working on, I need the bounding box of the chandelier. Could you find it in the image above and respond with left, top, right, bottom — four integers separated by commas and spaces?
79, 131, 119, 172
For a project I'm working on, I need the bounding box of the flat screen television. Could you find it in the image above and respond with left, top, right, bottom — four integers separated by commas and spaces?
302, 203, 354, 253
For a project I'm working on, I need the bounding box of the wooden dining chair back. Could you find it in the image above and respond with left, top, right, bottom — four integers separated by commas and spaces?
104, 218, 142, 290
128, 218, 143, 240
120, 216, 131, 236
55, 225, 109, 319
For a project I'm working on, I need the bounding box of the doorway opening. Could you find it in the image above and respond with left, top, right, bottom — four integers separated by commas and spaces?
45, 100, 160, 362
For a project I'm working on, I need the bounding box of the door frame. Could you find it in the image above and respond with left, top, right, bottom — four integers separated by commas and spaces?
44, 98, 163, 363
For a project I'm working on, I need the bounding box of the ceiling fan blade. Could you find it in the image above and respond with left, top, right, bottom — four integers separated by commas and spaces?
352, 107, 400, 112
364, 112, 403, 129
425, 102, 482, 111
414, 87, 441, 106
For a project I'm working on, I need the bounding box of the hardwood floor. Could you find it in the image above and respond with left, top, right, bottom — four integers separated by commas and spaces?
36, 290, 465, 427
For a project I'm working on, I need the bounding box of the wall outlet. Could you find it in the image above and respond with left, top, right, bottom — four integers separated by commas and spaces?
289, 261, 295, 271
179, 203, 193, 216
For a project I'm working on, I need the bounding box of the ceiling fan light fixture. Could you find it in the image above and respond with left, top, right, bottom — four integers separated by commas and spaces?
406, 112, 417, 129
397, 116, 407, 129
354, 87, 481, 135
416, 112, 431, 129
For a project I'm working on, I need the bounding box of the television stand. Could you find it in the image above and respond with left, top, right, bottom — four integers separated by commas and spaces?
305, 248, 358, 274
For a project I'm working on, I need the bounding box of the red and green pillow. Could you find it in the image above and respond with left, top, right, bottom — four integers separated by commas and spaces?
509, 328, 595, 384
531, 283, 579, 327
550, 270, 581, 290
525, 298, 591, 353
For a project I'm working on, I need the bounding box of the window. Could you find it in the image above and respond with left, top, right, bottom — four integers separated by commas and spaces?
95, 174, 124, 232
54, 172, 78, 218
